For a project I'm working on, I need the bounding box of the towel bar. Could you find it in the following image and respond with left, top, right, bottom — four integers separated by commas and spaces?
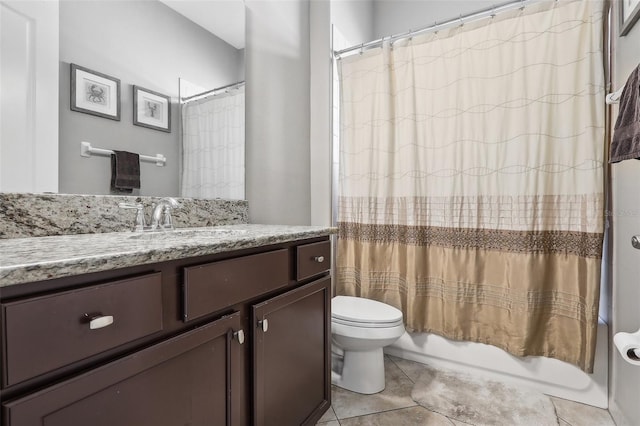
80, 142, 166, 166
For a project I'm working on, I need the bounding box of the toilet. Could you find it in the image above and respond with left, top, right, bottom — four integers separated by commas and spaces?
331, 295, 405, 394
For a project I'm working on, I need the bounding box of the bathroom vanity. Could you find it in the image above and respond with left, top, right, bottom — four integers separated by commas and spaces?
0, 225, 334, 425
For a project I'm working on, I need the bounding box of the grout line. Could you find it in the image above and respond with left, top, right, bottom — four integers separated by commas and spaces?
335, 405, 418, 421
333, 407, 341, 425
549, 397, 565, 426
445, 416, 476, 425
386, 355, 416, 384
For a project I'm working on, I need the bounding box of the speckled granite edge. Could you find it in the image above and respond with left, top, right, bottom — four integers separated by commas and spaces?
0, 225, 336, 287
0, 193, 248, 239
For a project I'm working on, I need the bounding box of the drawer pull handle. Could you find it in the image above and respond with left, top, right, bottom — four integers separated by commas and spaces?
313, 256, 325, 263
234, 329, 245, 345
258, 319, 269, 332
88, 315, 114, 330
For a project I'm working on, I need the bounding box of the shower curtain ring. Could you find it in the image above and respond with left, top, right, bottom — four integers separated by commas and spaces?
458, 15, 464, 26
519, 0, 526, 10
491, 6, 496, 18
359, 43, 364, 55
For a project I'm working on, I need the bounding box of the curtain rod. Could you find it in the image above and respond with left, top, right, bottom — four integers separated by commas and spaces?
181, 80, 245, 103
334, 0, 543, 57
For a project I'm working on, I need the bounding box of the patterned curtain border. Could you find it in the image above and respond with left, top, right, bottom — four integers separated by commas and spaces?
338, 222, 603, 258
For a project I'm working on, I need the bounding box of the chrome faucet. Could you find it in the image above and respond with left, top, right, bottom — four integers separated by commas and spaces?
118, 197, 181, 232
151, 197, 181, 231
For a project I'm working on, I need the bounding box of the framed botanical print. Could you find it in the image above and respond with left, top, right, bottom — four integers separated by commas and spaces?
70, 64, 121, 121
133, 86, 171, 133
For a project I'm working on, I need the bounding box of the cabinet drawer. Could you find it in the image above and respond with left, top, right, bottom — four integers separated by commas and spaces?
297, 241, 331, 281
3, 312, 243, 426
183, 249, 289, 322
2, 272, 163, 387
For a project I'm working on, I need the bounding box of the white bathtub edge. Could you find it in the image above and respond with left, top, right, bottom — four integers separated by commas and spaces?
385, 318, 608, 409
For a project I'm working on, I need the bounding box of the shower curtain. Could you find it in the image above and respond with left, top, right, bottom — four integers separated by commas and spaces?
336, 0, 605, 371
181, 86, 245, 199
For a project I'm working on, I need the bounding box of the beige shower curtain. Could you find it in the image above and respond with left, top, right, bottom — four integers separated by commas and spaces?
336, 0, 605, 372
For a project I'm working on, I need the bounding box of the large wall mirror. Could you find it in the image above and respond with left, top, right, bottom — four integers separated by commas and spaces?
1, 0, 245, 199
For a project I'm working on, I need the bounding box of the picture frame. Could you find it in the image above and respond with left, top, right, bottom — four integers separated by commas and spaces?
70, 64, 121, 121
621, 0, 640, 36
133, 86, 171, 133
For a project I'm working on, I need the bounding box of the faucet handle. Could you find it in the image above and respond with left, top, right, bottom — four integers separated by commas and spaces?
160, 207, 175, 230
118, 203, 147, 232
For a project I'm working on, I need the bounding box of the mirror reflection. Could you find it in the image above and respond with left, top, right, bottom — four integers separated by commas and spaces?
24, 0, 244, 198
180, 79, 245, 200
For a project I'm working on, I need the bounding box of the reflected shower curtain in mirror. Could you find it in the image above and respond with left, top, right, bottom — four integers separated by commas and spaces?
336, 0, 605, 371
181, 86, 245, 199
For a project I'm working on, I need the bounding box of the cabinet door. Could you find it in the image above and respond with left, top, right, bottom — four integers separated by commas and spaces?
252, 276, 331, 426
3, 312, 244, 426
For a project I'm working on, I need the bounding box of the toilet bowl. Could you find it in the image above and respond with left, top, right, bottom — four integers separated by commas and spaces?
331, 296, 405, 394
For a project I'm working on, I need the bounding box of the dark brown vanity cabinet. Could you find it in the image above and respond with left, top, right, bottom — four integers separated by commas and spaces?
253, 276, 331, 426
1, 236, 332, 426
3, 313, 243, 426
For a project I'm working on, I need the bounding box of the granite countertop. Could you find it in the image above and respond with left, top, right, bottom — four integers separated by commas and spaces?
0, 224, 336, 287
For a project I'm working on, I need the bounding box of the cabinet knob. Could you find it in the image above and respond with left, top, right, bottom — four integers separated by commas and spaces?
313, 256, 325, 263
258, 319, 269, 332
234, 329, 245, 345
85, 314, 114, 330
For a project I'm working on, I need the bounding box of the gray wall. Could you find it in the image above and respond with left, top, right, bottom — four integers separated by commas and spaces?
609, 2, 640, 423
245, 0, 311, 225
372, 0, 494, 39
331, 0, 374, 46
58, 1, 243, 196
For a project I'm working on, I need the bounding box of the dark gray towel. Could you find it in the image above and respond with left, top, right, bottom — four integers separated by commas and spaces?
111, 150, 140, 193
610, 64, 640, 163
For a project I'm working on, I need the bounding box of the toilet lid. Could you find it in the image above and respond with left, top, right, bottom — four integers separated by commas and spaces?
332, 296, 403, 326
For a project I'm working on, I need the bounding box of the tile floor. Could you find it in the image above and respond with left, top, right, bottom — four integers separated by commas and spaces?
317, 355, 616, 426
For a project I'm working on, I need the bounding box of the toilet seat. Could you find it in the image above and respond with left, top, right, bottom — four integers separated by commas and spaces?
332, 296, 403, 328
332, 316, 404, 328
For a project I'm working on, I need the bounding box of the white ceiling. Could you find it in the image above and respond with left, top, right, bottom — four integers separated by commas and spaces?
160, 0, 245, 50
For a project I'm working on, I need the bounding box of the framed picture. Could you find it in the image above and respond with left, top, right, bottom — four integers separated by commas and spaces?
621, 0, 640, 36
133, 86, 171, 133
70, 64, 121, 121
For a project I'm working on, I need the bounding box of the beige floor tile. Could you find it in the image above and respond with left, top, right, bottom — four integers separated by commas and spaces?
339, 406, 454, 426
317, 406, 338, 423
551, 397, 616, 426
449, 419, 474, 425
316, 421, 340, 426
331, 358, 418, 419
386, 354, 430, 382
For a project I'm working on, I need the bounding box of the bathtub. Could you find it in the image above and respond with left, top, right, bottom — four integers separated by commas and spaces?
384, 318, 608, 408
